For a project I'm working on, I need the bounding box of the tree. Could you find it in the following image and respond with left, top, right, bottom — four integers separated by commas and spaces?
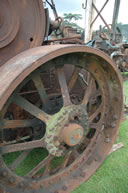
63, 13, 84, 32
63, 13, 82, 23
117, 23, 128, 39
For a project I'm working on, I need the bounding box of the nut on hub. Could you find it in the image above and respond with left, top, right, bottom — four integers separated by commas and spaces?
61, 123, 84, 146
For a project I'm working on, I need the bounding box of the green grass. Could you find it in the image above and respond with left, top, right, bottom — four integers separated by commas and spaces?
73, 117, 128, 193
124, 80, 128, 105
73, 79, 128, 193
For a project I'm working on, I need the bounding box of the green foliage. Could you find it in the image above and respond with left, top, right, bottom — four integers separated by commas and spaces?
63, 13, 84, 32
117, 23, 128, 39
63, 13, 82, 23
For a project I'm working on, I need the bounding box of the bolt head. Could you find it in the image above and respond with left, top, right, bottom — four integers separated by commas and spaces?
80, 172, 86, 178
2, 171, 8, 177
47, 135, 52, 139
9, 177, 15, 183
113, 115, 118, 120
49, 128, 55, 131
19, 182, 25, 188
51, 150, 56, 154
49, 180, 53, 184
111, 123, 116, 128
70, 117, 74, 121
62, 185, 68, 191
105, 137, 110, 143
55, 141, 60, 147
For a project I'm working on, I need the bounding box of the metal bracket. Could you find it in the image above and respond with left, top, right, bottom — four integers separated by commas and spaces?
82, 0, 87, 9
91, 0, 109, 27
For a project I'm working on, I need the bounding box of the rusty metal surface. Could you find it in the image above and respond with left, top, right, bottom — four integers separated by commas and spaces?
0, 0, 46, 66
61, 123, 84, 146
0, 45, 123, 193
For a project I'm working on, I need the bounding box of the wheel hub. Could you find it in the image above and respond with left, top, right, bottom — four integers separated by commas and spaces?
61, 123, 84, 146
44, 104, 88, 156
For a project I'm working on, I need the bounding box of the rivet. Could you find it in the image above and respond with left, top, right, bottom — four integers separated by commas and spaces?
2, 171, 8, 177
9, 177, 15, 183
63, 111, 67, 115
105, 112, 107, 116
95, 69, 98, 73
49, 128, 55, 131
105, 137, 110, 143
70, 117, 74, 121
113, 115, 118, 120
47, 135, 52, 139
55, 141, 60, 147
111, 123, 116, 128
47, 146, 53, 150
62, 185, 68, 191
76, 163, 80, 167
51, 150, 56, 154
49, 180, 53, 184
19, 182, 25, 188
80, 172, 86, 178
110, 76, 115, 81
83, 157, 86, 161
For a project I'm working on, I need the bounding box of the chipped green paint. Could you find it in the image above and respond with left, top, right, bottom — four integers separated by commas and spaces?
44, 104, 88, 156
44, 105, 75, 156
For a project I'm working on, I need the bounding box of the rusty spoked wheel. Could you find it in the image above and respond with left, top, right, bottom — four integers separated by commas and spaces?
0, 45, 123, 193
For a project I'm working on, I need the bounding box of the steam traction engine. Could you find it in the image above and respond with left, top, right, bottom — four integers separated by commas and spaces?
0, 1, 123, 193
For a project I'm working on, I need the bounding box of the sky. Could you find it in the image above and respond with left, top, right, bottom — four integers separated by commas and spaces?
46, 0, 128, 30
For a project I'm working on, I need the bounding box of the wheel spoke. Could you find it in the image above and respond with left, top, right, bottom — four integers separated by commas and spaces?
61, 151, 72, 168
9, 150, 31, 171
89, 122, 101, 129
1, 139, 45, 154
12, 95, 50, 123
31, 71, 49, 108
72, 149, 80, 159
82, 78, 93, 105
68, 68, 79, 91
25, 155, 53, 177
0, 119, 39, 129
89, 103, 103, 123
50, 151, 72, 174
95, 88, 101, 98
57, 67, 71, 106
42, 157, 51, 176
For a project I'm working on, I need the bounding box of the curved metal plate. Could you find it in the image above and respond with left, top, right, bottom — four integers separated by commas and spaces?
0, 0, 46, 66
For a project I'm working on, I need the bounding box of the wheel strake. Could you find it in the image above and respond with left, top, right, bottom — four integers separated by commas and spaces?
0, 45, 123, 193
